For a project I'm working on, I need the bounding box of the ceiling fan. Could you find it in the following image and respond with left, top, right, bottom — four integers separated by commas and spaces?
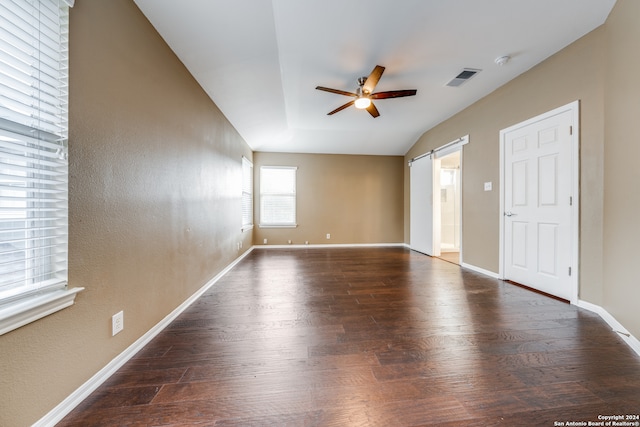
315, 65, 417, 118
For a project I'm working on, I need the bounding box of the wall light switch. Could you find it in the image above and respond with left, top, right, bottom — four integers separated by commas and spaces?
484, 182, 492, 191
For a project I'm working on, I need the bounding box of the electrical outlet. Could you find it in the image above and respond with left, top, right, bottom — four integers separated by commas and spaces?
305, 241, 309, 245
484, 182, 492, 191
112, 311, 124, 336
288, 240, 292, 244
326, 233, 331, 240
263, 238, 267, 244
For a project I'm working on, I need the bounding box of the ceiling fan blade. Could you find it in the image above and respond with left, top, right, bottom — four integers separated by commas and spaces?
316, 86, 358, 97
362, 65, 385, 94
366, 102, 380, 118
371, 89, 417, 99
328, 100, 355, 115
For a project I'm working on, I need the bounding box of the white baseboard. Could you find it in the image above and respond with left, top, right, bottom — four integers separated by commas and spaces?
34, 247, 255, 427
461, 262, 501, 279
576, 300, 640, 357
254, 243, 406, 249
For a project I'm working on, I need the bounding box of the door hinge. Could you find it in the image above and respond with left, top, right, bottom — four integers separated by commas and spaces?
569, 196, 573, 206
569, 126, 573, 135
568, 267, 572, 276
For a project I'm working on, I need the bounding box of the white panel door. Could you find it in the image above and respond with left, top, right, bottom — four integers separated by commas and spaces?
503, 109, 573, 300
410, 154, 439, 256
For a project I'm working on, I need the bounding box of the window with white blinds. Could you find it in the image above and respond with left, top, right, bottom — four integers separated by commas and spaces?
0, 0, 79, 335
241, 157, 253, 230
260, 166, 297, 227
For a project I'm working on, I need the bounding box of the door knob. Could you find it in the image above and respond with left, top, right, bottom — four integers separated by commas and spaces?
504, 211, 517, 217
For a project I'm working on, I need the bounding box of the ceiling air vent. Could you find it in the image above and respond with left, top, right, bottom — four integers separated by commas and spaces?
446, 68, 481, 87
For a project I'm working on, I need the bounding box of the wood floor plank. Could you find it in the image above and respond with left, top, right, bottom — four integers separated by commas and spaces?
57, 247, 640, 426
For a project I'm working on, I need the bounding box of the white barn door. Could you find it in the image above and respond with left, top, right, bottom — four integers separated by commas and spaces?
410, 154, 440, 256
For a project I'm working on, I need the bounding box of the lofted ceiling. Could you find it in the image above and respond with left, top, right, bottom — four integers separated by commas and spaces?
133, 0, 615, 156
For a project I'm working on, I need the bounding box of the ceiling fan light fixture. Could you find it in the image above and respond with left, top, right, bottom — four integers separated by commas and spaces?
354, 97, 371, 109
316, 65, 416, 117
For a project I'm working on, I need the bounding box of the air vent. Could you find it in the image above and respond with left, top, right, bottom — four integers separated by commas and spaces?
446, 68, 481, 87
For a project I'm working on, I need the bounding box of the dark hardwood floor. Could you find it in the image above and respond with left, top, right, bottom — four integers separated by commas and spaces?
436, 251, 459, 265
58, 247, 640, 426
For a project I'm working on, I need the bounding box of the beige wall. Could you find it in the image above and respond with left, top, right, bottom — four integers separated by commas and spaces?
603, 0, 640, 338
405, 0, 640, 338
0, 1, 253, 425
253, 152, 404, 245
3, 1, 639, 425
405, 26, 605, 286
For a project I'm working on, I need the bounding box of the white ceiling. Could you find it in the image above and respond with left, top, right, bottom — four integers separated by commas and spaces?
133, 0, 615, 156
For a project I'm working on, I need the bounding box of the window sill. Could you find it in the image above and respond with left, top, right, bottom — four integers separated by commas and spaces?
0, 287, 84, 336
259, 224, 298, 229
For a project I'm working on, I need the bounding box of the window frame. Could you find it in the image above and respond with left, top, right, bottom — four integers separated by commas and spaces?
241, 156, 253, 231
259, 166, 297, 228
0, 0, 82, 336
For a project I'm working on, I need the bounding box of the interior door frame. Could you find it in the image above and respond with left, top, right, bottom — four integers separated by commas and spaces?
433, 139, 469, 265
498, 100, 580, 304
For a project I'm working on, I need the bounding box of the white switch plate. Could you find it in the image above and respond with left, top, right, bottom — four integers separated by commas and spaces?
484, 182, 492, 191
112, 311, 124, 336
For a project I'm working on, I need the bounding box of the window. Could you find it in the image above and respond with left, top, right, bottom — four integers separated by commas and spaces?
241, 157, 253, 230
260, 166, 297, 227
0, 0, 81, 336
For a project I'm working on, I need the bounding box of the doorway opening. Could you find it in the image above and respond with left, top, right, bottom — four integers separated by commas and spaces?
437, 150, 461, 265
409, 135, 467, 263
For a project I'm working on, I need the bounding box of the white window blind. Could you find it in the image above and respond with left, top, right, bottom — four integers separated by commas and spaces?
241, 157, 253, 230
260, 166, 297, 227
0, 0, 78, 335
